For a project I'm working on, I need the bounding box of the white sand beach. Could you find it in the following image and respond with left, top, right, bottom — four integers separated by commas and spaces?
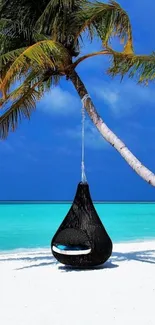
0, 240, 155, 325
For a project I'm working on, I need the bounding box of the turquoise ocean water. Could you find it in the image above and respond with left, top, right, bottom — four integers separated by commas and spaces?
0, 203, 155, 251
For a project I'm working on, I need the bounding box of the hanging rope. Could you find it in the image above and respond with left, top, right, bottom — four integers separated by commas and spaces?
81, 94, 90, 183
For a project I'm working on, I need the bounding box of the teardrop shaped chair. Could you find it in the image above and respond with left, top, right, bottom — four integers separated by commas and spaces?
51, 182, 113, 267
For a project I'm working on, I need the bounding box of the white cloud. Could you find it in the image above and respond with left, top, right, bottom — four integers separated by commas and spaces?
38, 86, 80, 115
91, 79, 155, 117
64, 120, 109, 150
96, 87, 119, 111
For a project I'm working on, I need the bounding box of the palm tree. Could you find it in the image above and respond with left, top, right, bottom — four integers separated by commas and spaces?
1, 0, 155, 185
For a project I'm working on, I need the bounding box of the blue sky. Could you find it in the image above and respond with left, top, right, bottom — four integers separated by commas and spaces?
1, 0, 155, 200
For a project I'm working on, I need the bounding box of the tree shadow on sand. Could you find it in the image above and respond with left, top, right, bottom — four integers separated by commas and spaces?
16, 260, 57, 270
0, 254, 57, 270
111, 249, 155, 265
0, 254, 52, 263
1, 248, 154, 271
0, 253, 118, 271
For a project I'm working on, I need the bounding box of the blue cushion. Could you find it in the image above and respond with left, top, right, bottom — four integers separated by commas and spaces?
56, 244, 88, 251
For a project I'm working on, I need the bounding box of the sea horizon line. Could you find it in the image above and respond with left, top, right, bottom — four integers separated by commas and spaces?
0, 200, 155, 204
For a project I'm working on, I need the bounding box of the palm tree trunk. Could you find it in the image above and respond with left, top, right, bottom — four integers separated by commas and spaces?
70, 70, 155, 186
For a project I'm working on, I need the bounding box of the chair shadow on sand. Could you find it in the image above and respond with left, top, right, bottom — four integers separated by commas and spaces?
0, 248, 154, 271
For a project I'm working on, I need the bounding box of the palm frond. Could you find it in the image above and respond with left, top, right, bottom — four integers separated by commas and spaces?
0, 48, 27, 82
35, 0, 82, 34
35, 0, 84, 56
108, 51, 155, 84
74, 1, 133, 50
0, 84, 42, 139
1, 40, 69, 96
0, 63, 61, 108
0, 0, 51, 42
33, 32, 50, 42
0, 63, 62, 139
0, 47, 27, 66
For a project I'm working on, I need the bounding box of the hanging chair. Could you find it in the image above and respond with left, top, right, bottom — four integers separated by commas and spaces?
51, 182, 113, 267
51, 95, 113, 267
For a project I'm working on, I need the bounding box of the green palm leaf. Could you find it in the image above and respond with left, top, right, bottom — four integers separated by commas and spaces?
35, 0, 83, 35
74, 1, 133, 49
0, 47, 27, 66
0, 85, 42, 139
0, 64, 62, 138
0, 48, 27, 82
0, 63, 61, 107
1, 40, 69, 96
108, 51, 155, 84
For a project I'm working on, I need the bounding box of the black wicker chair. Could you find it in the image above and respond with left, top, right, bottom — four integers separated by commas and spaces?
51, 182, 113, 267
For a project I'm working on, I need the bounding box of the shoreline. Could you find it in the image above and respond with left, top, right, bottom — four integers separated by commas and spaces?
0, 237, 155, 256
